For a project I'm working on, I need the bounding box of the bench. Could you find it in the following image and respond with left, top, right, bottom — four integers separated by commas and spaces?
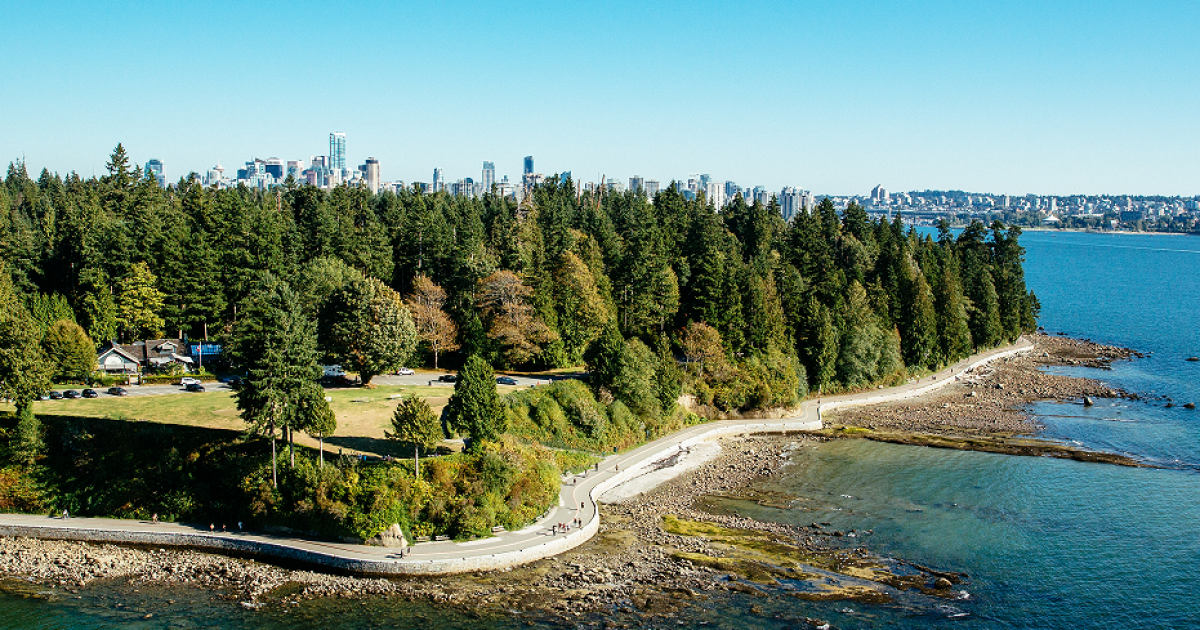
415, 536, 431, 542
434, 535, 450, 542
490, 526, 506, 534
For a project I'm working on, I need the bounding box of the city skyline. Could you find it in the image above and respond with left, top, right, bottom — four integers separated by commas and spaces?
2, 1, 1198, 196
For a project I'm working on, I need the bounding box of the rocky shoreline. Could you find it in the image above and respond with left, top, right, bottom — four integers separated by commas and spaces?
0, 332, 1146, 624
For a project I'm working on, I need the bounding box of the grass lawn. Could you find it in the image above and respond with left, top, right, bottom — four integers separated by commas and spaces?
3, 383, 528, 458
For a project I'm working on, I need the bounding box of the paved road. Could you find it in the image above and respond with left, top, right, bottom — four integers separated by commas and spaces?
39, 371, 554, 402
1, 338, 1033, 575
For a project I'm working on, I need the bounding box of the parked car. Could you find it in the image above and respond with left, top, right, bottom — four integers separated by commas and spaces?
438, 374, 457, 383
184, 382, 206, 392
395, 367, 415, 376
226, 376, 244, 390
496, 376, 518, 385
107, 387, 128, 396
63, 390, 80, 399
320, 375, 357, 388
81, 388, 98, 398
322, 365, 346, 378
48, 391, 63, 400
180, 377, 201, 386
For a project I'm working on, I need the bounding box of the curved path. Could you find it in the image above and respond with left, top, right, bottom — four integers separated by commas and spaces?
0, 338, 1033, 576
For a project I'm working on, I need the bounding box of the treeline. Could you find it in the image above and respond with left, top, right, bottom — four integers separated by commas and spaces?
2, 146, 1037, 402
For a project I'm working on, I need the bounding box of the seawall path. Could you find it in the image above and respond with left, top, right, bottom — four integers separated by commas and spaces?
0, 337, 1032, 576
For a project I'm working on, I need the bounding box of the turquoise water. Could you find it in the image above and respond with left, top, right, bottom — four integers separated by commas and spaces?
725, 230, 1200, 627
3, 230, 1199, 628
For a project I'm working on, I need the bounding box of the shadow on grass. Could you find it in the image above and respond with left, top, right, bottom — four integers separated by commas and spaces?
324, 435, 405, 458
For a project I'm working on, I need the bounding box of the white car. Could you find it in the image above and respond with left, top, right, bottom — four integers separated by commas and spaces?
396, 367, 415, 376
180, 377, 201, 386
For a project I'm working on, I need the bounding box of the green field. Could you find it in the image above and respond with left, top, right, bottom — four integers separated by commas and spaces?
4, 383, 527, 458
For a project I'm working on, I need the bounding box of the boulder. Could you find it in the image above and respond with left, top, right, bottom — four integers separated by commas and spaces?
1082, 397, 1094, 407
366, 523, 408, 548
1187, 357, 1199, 362
934, 577, 954, 589
1184, 403, 1196, 410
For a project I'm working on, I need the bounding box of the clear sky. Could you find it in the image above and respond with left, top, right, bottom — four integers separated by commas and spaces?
3, 0, 1197, 196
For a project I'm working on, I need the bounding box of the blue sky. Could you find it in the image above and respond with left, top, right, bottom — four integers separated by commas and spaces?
3, 0, 1197, 196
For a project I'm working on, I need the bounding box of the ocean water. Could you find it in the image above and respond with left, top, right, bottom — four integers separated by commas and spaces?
722, 230, 1200, 628
3, 230, 1199, 628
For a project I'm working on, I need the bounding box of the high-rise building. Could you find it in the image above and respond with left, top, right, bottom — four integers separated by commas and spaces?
724, 181, 742, 201
482, 161, 495, 192
363, 158, 380, 193
264, 158, 284, 181
645, 180, 660, 199
432, 168, 444, 192
287, 160, 303, 179
523, 155, 534, 176
145, 159, 165, 187
330, 133, 346, 172
629, 176, 644, 193
206, 162, 225, 187
705, 181, 725, 210
752, 185, 769, 205
780, 187, 807, 222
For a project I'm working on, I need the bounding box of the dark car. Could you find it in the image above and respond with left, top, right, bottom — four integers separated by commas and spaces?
48, 391, 63, 400
496, 376, 518, 386
438, 374, 457, 383
226, 376, 244, 390
81, 388, 98, 398
107, 386, 128, 396
185, 382, 206, 392
63, 390, 80, 399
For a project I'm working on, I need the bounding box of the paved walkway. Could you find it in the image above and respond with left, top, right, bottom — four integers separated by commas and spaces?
0, 338, 1033, 576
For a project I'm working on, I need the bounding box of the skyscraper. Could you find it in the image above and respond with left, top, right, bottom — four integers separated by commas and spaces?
432, 168, 444, 192
780, 187, 806, 222
645, 180, 660, 199
523, 155, 534, 176
144, 159, 164, 187
264, 158, 284, 180
330, 132, 346, 172
363, 158, 380, 193
629, 176, 644, 193
482, 161, 495, 192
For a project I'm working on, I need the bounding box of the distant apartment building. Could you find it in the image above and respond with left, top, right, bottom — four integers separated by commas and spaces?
629, 176, 644, 193
145, 159, 165, 187
780, 187, 808, 222
482, 161, 495, 192
361, 158, 380, 193
523, 155, 534, 176
645, 180, 660, 198
432, 168, 444, 193
264, 158, 284, 181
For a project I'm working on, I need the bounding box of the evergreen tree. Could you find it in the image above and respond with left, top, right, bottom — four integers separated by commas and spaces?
0, 268, 52, 464
387, 396, 442, 455
229, 274, 324, 486
936, 256, 973, 362
899, 257, 938, 368
968, 268, 1003, 349
446, 354, 503, 450
299, 387, 337, 467
584, 321, 625, 393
